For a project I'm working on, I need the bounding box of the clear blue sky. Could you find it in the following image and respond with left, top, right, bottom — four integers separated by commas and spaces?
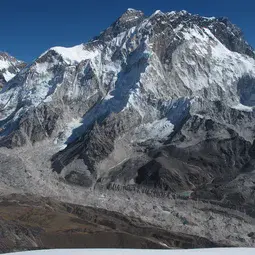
1, 0, 254, 62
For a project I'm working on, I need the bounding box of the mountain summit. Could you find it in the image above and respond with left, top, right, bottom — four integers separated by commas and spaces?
0, 10, 255, 247
0, 52, 25, 89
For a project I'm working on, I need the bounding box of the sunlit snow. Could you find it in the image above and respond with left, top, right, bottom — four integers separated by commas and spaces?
4, 248, 255, 255
231, 103, 253, 112
3, 70, 15, 82
50, 44, 99, 64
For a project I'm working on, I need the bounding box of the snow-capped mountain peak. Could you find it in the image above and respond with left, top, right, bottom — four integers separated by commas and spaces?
0, 52, 25, 88
0, 9, 255, 248
0, 9, 254, 139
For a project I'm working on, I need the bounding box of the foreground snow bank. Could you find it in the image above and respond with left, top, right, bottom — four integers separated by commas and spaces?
5, 248, 255, 255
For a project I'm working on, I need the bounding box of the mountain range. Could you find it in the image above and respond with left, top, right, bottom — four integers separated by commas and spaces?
0, 9, 255, 248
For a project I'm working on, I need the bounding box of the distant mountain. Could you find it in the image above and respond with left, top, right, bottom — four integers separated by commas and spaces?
0, 52, 26, 89
0, 9, 255, 247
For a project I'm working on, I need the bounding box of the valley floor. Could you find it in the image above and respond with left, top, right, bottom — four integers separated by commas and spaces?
0, 143, 254, 250
0, 194, 225, 253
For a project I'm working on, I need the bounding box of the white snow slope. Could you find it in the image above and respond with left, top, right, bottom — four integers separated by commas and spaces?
0, 52, 24, 82
5, 248, 255, 255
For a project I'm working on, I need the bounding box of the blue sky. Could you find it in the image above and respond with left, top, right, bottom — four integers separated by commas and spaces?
1, 0, 254, 62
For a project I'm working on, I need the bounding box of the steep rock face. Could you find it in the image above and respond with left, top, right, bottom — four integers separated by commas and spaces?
95, 9, 146, 41
237, 75, 255, 106
0, 9, 255, 211
0, 52, 26, 89
167, 11, 255, 58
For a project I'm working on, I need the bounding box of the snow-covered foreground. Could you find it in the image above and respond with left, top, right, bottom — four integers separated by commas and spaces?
5, 249, 255, 255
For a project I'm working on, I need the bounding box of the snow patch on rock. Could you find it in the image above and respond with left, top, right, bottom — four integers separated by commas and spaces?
3, 70, 15, 82
54, 117, 83, 150
231, 103, 254, 112
134, 118, 174, 143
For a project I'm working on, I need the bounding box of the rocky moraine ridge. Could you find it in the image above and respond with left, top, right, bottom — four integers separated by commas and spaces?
0, 9, 255, 248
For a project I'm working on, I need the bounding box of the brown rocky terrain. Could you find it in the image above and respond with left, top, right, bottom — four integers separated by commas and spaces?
0, 194, 226, 253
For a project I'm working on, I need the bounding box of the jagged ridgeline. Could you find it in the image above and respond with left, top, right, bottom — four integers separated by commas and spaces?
0, 9, 255, 246
0, 52, 26, 89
